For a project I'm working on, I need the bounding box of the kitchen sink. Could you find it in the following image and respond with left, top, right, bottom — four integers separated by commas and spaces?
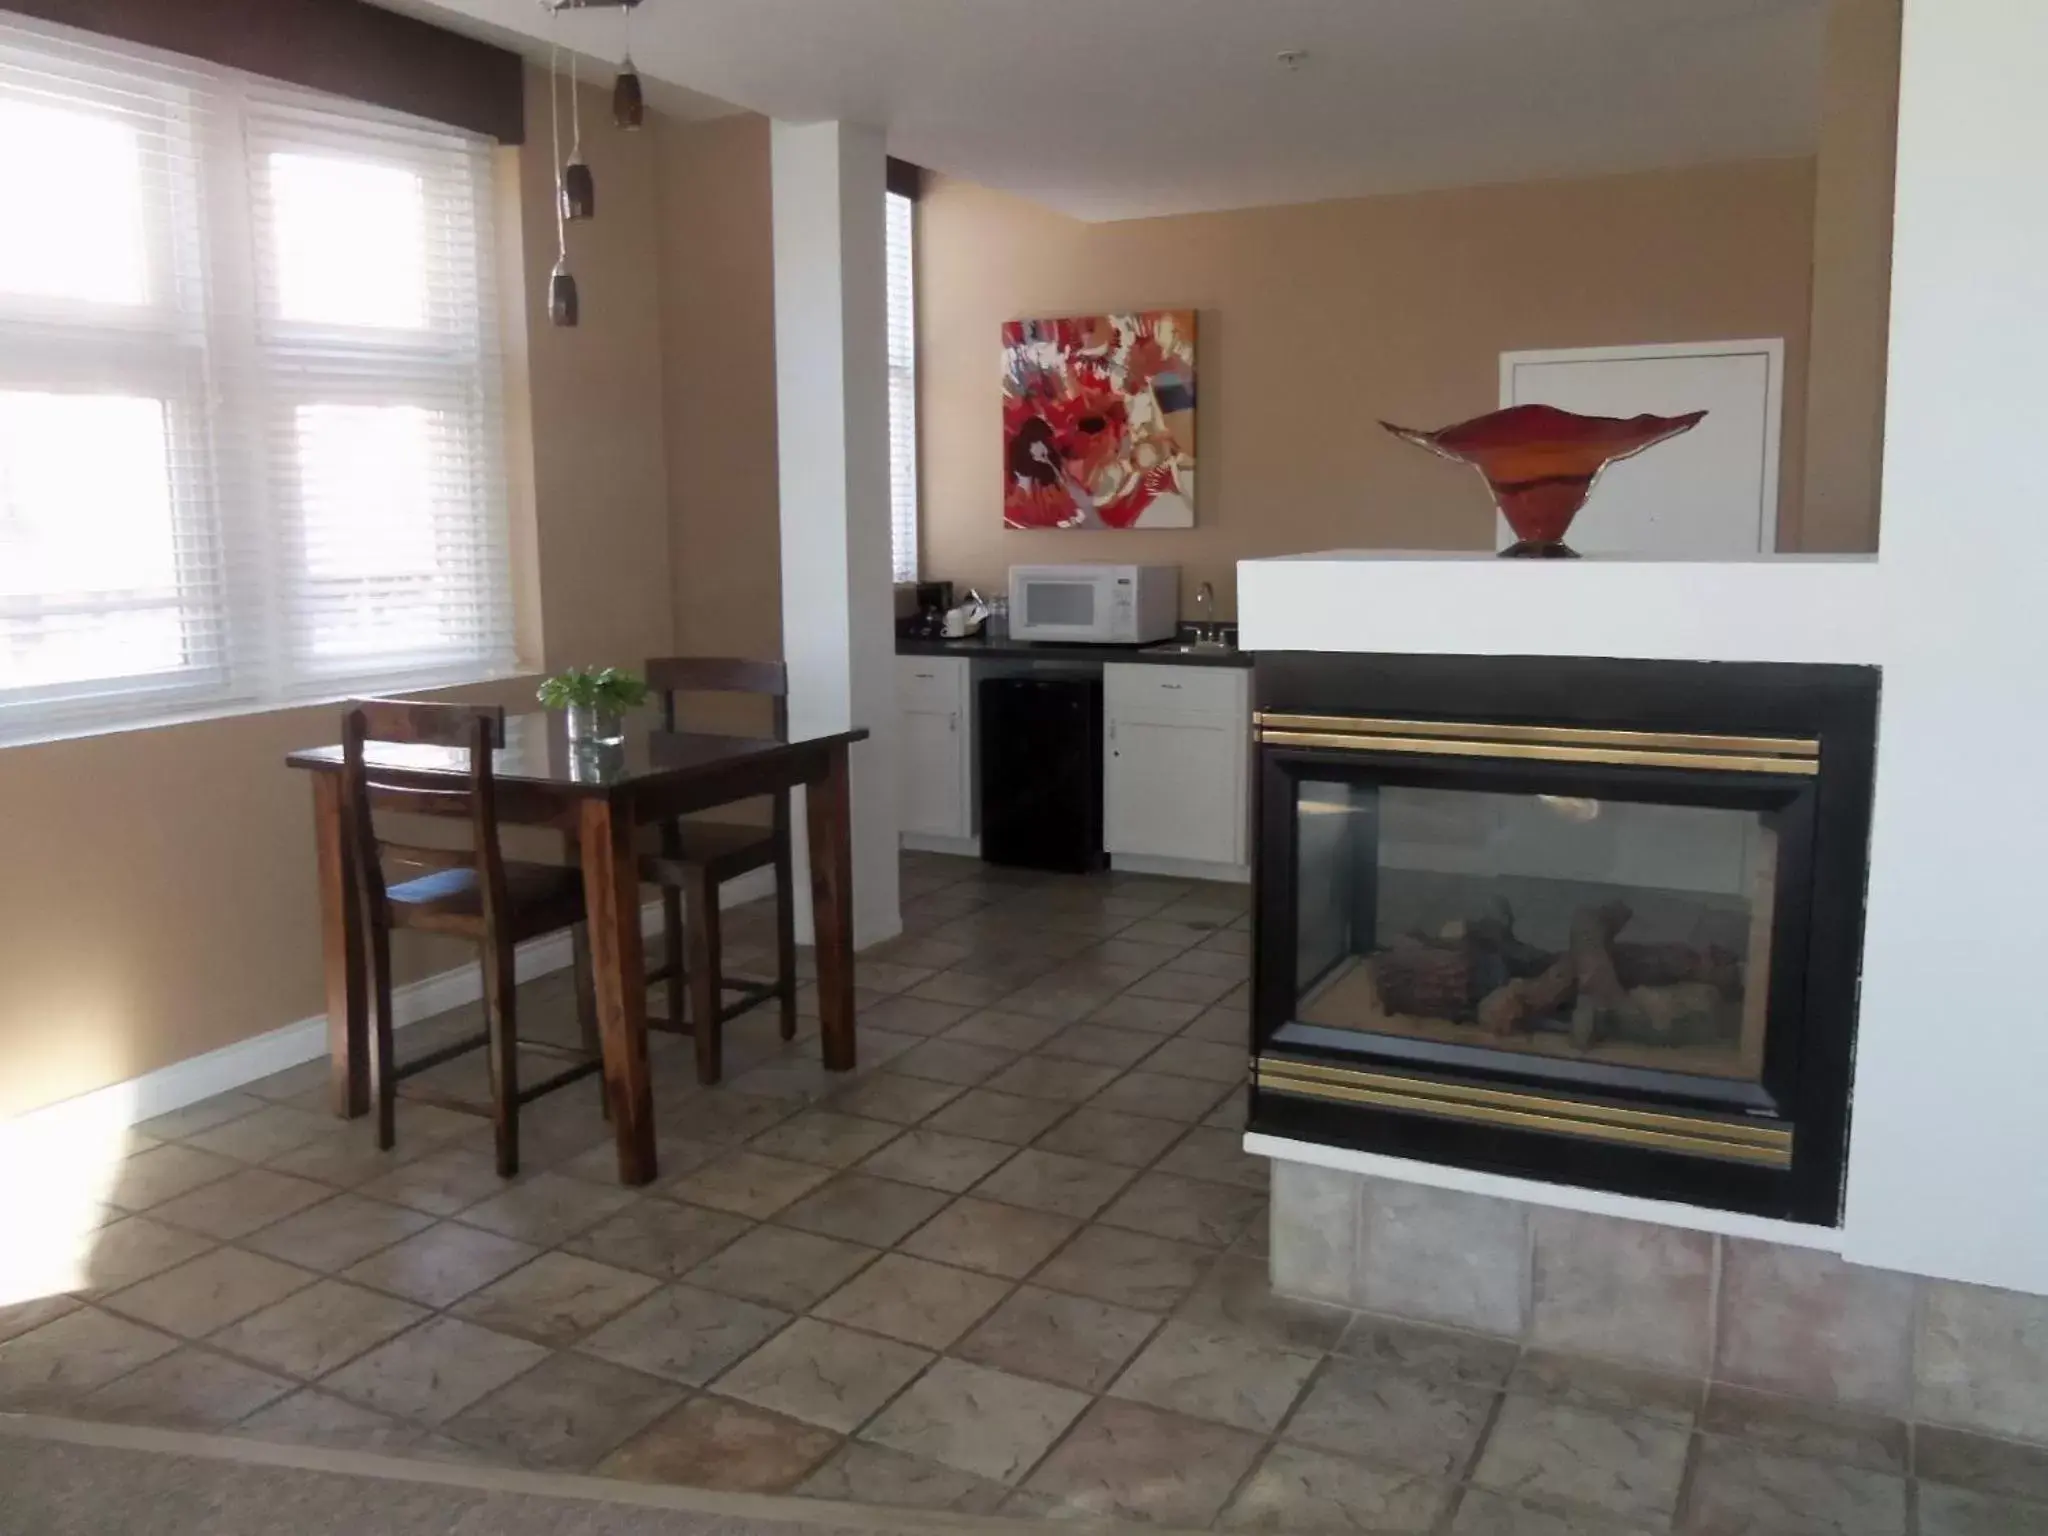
1144, 639, 1239, 656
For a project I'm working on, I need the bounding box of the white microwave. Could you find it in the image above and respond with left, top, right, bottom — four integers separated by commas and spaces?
1008, 563, 1179, 645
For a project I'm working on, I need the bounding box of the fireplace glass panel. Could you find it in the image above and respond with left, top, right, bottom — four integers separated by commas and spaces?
1295, 781, 1776, 1082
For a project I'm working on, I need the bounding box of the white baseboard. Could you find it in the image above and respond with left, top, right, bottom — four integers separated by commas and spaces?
901, 832, 982, 857
11, 868, 778, 1137
1110, 852, 1251, 884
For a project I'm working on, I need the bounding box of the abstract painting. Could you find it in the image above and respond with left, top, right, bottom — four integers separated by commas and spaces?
1002, 310, 1196, 529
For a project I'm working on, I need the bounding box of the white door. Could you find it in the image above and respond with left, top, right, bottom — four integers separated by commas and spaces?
1105, 714, 1243, 865
1500, 340, 1783, 555
898, 707, 966, 838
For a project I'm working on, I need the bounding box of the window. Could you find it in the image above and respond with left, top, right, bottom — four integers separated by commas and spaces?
885, 186, 918, 583
0, 18, 513, 744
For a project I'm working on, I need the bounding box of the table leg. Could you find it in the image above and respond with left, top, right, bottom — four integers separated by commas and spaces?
806, 742, 857, 1073
579, 795, 657, 1185
310, 774, 367, 1119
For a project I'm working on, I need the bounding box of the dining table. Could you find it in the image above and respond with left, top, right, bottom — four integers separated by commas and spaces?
286, 710, 869, 1186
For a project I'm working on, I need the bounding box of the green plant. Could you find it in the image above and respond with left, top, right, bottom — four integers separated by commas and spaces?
536, 666, 650, 712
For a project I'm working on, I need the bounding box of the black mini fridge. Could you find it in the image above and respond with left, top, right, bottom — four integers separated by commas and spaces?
978, 674, 1105, 873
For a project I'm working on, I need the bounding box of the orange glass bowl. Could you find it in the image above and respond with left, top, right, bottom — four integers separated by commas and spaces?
1383, 403, 1708, 557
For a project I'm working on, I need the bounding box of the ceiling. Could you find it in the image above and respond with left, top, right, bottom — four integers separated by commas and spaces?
374, 0, 1826, 221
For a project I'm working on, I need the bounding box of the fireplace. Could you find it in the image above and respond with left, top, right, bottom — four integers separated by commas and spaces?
1250, 653, 1879, 1225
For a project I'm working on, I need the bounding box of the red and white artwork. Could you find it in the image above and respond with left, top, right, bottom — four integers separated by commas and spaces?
1001, 310, 1197, 530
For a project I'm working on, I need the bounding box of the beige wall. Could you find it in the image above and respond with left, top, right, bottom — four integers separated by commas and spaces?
1797, 0, 1901, 553
0, 64, 676, 1119
919, 159, 1820, 614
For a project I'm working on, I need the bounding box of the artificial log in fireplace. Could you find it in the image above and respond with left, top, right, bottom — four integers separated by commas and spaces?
1249, 654, 1879, 1225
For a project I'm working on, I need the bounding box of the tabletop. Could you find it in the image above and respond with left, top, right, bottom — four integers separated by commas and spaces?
286, 710, 866, 796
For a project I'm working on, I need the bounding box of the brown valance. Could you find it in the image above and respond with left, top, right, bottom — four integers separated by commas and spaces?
887, 157, 925, 201
5, 0, 526, 143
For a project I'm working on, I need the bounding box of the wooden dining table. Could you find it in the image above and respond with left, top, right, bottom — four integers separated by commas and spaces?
287, 711, 869, 1186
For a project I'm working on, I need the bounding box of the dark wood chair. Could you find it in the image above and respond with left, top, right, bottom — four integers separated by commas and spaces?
342, 699, 602, 1177
640, 657, 798, 1084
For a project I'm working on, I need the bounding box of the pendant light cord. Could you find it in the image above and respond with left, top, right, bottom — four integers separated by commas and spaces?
549, 33, 567, 260
569, 45, 584, 159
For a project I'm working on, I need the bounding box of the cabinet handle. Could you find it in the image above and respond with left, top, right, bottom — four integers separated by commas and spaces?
949, 711, 957, 733
1160, 682, 1182, 690
914, 671, 936, 680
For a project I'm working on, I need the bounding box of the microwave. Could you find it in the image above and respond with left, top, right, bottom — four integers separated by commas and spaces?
1008, 563, 1179, 645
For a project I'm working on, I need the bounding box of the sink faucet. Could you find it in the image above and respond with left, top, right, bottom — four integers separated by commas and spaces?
1193, 581, 1215, 643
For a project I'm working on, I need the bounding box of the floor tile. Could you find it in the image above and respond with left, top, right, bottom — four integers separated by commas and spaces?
1916, 1425, 2048, 1503
1038, 1023, 1160, 1068
1221, 1442, 1451, 1534
1034, 1224, 1215, 1313
776, 1172, 952, 1247
1449, 1487, 1662, 1534
1099, 1171, 1265, 1247
0, 1295, 79, 1346
899, 1196, 1077, 1279
1126, 968, 1238, 1006
1090, 1070, 1232, 1122
824, 1072, 966, 1127
1109, 1318, 1317, 1433
1084, 937, 1186, 972
715, 1317, 931, 1432
0, 1307, 180, 1409
183, 1104, 336, 1165
856, 958, 936, 994
1137, 1037, 1246, 1084
452, 1251, 660, 1346
240, 1194, 435, 1272
858, 1129, 1016, 1193
684, 1224, 877, 1310
1113, 918, 1218, 951
1020, 1396, 1265, 1526
656, 1091, 793, 1145
1683, 1433, 1906, 1535
1472, 1395, 1690, 1525
665, 1150, 832, 1218
981, 1056, 1122, 1105
207, 1279, 426, 1380
908, 970, 1019, 1008
443, 1351, 682, 1471
859, 995, 973, 1038
1698, 1384, 1903, 1473
557, 1136, 719, 1189
1181, 1004, 1250, 1043
1164, 946, 1250, 981
563, 1199, 751, 1281
1032, 1107, 1186, 1168
341, 1221, 539, 1308
599, 1395, 839, 1492
955, 1284, 1160, 1393
1085, 994, 1207, 1035
357, 1145, 511, 1216
747, 1111, 901, 1169
798, 1441, 1008, 1513
860, 1357, 1087, 1483
79, 1344, 294, 1428
1176, 1252, 1349, 1354
320, 1315, 550, 1424
941, 1010, 1071, 1052
1917, 1482, 2048, 1536
106, 1145, 241, 1212
923, 1089, 1071, 1146
137, 1094, 268, 1142
454, 1173, 637, 1247
1335, 1313, 1522, 1389
1508, 1349, 1700, 1427
149, 1169, 333, 1241
889, 1039, 1017, 1087
1285, 1356, 1497, 1476
811, 1253, 1011, 1349
1157, 1125, 1268, 1190
100, 1248, 315, 1338
971, 1149, 1135, 1221
74, 1216, 215, 1299
236, 1388, 423, 1454
577, 1284, 790, 1386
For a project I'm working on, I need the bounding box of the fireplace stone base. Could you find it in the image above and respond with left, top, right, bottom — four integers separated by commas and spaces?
1270, 1160, 2048, 1447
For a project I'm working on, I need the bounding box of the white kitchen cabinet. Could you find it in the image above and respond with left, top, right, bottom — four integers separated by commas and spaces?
1104, 663, 1250, 874
897, 656, 975, 845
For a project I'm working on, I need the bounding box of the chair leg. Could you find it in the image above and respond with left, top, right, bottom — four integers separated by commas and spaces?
370, 925, 396, 1152
661, 887, 687, 1030
481, 939, 520, 1179
572, 922, 607, 1121
773, 822, 798, 1042
685, 866, 723, 1085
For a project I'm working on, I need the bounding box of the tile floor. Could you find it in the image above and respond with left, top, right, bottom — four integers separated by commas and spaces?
4, 852, 2046, 1533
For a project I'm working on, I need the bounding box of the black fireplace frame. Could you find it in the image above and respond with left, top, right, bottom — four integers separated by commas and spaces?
1248, 653, 1880, 1226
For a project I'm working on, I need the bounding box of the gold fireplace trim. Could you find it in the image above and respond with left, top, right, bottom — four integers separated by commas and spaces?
1255, 1056, 1795, 1167
1253, 713, 1820, 777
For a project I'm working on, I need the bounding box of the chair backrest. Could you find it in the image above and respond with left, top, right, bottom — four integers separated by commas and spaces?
644, 657, 789, 741
341, 699, 509, 929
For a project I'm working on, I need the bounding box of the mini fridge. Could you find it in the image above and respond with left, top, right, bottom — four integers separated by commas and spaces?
978, 674, 1105, 873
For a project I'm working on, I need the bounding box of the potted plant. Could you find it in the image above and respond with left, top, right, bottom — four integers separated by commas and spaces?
536, 666, 649, 746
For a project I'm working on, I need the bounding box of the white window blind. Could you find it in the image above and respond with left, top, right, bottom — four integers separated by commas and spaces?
0, 17, 513, 745
885, 188, 918, 584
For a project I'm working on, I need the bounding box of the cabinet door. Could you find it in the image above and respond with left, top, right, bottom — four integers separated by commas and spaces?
1105, 713, 1243, 865
898, 706, 966, 838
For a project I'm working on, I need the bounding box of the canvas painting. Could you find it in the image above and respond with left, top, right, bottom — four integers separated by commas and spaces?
1001, 309, 1196, 529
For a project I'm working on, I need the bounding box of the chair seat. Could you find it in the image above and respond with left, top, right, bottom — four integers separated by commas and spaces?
638, 818, 777, 885
387, 860, 585, 941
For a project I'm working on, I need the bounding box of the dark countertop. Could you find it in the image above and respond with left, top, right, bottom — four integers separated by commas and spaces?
896, 628, 1250, 669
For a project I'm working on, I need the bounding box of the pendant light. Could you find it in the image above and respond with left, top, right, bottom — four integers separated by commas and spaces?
613, 3, 644, 129
546, 34, 578, 327
560, 49, 595, 221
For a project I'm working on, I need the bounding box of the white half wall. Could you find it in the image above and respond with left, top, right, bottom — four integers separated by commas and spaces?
770, 119, 901, 950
